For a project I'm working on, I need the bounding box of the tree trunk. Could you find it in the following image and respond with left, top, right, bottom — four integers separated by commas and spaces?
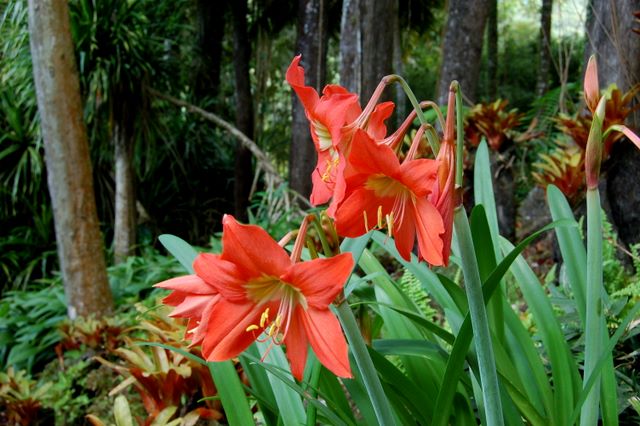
360, 0, 396, 101
588, 0, 640, 246
231, 0, 254, 222
193, 0, 224, 98
536, 0, 553, 98
584, 0, 640, 127
28, 0, 113, 318
290, 0, 329, 200
339, 0, 362, 94
392, 2, 405, 127
487, 0, 498, 99
436, 0, 490, 105
113, 118, 136, 264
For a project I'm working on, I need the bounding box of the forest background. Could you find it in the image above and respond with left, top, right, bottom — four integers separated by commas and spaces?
1, 0, 640, 423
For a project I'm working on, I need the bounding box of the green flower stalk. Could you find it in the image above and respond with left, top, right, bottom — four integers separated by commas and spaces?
581, 58, 606, 426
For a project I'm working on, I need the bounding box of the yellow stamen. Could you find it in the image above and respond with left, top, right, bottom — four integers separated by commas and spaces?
246, 324, 259, 332
260, 308, 270, 328
377, 205, 383, 229
386, 212, 394, 237
363, 211, 369, 233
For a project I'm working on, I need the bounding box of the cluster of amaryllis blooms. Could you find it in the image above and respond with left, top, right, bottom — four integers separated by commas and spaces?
154, 55, 458, 380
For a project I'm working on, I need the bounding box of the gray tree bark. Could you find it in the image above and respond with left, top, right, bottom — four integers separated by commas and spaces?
28, 0, 113, 318
193, 0, 224, 98
586, 0, 640, 246
536, 0, 553, 98
339, 0, 397, 106
584, 0, 640, 104
487, 0, 498, 99
290, 0, 328, 200
360, 0, 396, 101
113, 118, 136, 264
231, 0, 254, 221
436, 0, 490, 105
339, 0, 362, 94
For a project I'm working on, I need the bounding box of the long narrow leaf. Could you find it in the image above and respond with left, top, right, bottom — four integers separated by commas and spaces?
254, 340, 306, 425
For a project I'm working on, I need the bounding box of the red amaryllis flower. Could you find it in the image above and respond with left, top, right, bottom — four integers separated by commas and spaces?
429, 87, 458, 266
287, 56, 360, 205
334, 129, 445, 264
286, 55, 394, 207
155, 215, 354, 380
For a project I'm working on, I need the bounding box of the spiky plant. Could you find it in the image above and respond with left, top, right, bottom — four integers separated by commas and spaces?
464, 99, 524, 151
532, 141, 585, 201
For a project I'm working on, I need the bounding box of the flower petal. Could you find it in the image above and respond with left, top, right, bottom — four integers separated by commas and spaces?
281, 253, 354, 307
154, 274, 216, 294
348, 129, 400, 177
399, 158, 439, 197
366, 101, 395, 140
193, 253, 247, 302
393, 207, 417, 261
300, 308, 351, 378
201, 299, 264, 361
583, 55, 600, 113
314, 93, 361, 143
334, 187, 394, 238
413, 198, 444, 265
286, 55, 319, 113
220, 215, 291, 279
170, 294, 219, 318
283, 306, 309, 381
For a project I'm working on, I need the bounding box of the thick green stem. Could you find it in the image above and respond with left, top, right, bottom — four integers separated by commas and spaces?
311, 215, 333, 257
453, 206, 504, 426
387, 74, 440, 154
336, 301, 397, 426
580, 188, 603, 425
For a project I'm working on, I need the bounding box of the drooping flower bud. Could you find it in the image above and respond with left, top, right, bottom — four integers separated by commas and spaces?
583, 55, 600, 114
585, 97, 606, 189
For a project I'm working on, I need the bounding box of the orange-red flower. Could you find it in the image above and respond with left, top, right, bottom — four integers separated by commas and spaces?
429, 87, 457, 266
155, 215, 354, 380
334, 129, 444, 265
286, 55, 394, 208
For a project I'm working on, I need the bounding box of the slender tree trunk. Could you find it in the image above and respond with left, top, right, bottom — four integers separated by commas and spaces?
339, 0, 362, 94
113, 117, 136, 264
584, 0, 640, 127
231, 0, 254, 221
193, 0, 224, 98
536, 0, 553, 98
360, 0, 396, 101
290, 0, 329, 200
392, 3, 405, 127
437, 0, 490, 104
487, 0, 498, 99
28, 0, 113, 318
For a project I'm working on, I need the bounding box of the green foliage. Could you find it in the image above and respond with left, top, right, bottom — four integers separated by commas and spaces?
40, 358, 93, 426
0, 248, 180, 373
0, 283, 67, 373
398, 268, 437, 319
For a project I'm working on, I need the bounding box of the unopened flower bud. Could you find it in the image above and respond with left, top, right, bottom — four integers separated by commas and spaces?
585, 97, 606, 189
583, 55, 600, 114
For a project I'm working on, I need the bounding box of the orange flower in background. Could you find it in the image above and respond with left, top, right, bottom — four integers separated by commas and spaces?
286, 55, 394, 209
334, 129, 444, 265
156, 215, 354, 380
286, 56, 360, 205
429, 87, 457, 266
